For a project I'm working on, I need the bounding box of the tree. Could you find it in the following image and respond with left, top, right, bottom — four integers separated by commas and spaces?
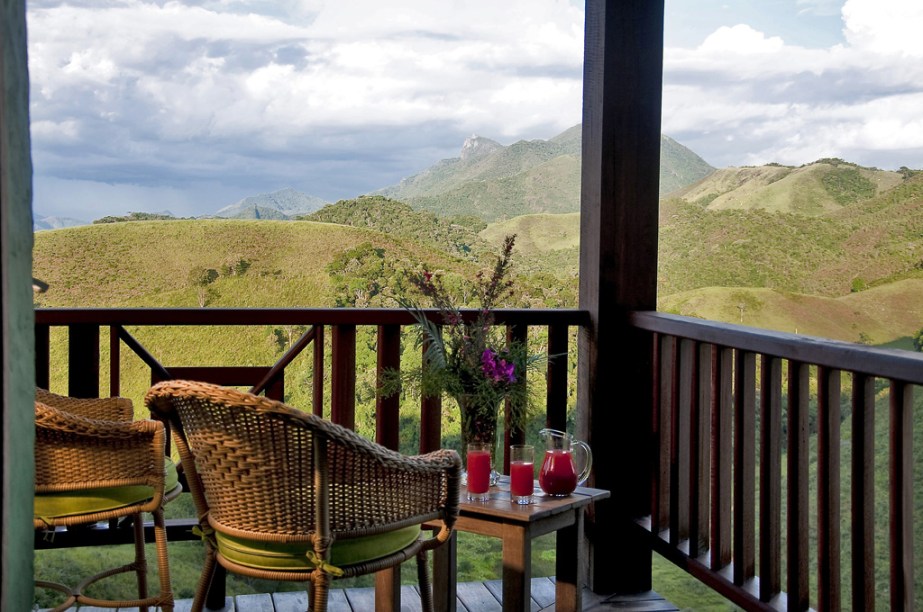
326, 243, 409, 307
913, 328, 923, 352
188, 267, 219, 307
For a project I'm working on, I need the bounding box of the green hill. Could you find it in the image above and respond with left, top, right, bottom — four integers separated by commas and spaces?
32, 219, 469, 309
375, 126, 714, 221
659, 171, 923, 297
33, 167, 923, 345
303, 195, 490, 259
658, 280, 923, 344
675, 159, 903, 215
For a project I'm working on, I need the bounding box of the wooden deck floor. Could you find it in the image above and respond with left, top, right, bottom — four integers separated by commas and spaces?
165, 579, 675, 612
43, 579, 677, 611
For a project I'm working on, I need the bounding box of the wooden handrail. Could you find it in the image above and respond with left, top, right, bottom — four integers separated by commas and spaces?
34, 307, 921, 610
631, 310, 921, 611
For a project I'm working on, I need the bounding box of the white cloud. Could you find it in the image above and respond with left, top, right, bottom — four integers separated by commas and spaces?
25, 0, 923, 221
663, 1, 923, 169
27, 0, 585, 219
698, 25, 786, 55
842, 0, 923, 57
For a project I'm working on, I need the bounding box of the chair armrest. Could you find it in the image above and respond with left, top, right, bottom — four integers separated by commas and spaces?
35, 402, 167, 495
36, 388, 134, 421
321, 426, 462, 535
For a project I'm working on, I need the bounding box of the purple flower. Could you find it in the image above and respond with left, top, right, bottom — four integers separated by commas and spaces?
481, 349, 517, 384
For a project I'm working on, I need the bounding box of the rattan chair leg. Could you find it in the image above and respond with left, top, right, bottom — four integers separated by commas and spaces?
191, 547, 219, 612
311, 573, 330, 612
131, 511, 150, 607
416, 550, 433, 612
152, 508, 174, 612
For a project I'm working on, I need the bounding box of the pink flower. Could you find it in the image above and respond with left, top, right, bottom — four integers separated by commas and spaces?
481, 349, 517, 384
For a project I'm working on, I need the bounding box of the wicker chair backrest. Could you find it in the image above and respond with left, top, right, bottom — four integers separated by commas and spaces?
146, 380, 454, 540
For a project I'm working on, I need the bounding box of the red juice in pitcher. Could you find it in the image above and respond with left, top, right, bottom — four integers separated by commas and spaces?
539, 449, 578, 496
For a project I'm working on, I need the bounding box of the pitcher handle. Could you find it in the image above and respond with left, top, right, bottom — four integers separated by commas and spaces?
573, 440, 593, 486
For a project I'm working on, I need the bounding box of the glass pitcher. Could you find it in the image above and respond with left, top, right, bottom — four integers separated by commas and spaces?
537, 428, 593, 496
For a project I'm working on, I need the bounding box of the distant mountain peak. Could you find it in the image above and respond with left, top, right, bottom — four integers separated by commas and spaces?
214, 187, 328, 219
460, 135, 502, 161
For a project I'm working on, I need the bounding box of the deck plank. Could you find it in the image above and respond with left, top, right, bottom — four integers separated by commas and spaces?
456, 580, 502, 611
341, 584, 425, 611
483, 578, 542, 611
234, 592, 274, 611
270, 589, 313, 612
529, 577, 558, 609
166, 581, 677, 611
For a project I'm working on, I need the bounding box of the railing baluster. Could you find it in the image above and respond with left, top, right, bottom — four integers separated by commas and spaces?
68, 324, 100, 398
787, 360, 810, 611
689, 342, 711, 558
545, 324, 569, 431
655, 334, 675, 534
504, 323, 528, 471
733, 350, 756, 586
851, 372, 875, 611
35, 323, 50, 389
712, 346, 733, 571
330, 324, 356, 430
759, 355, 782, 602
671, 338, 693, 546
109, 325, 120, 396
817, 366, 842, 611
889, 380, 914, 611
420, 333, 442, 454
376, 324, 401, 451
313, 325, 325, 416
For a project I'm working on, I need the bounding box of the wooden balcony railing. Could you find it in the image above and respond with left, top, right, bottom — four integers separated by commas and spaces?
630, 311, 923, 611
34, 308, 587, 453
33, 307, 923, 610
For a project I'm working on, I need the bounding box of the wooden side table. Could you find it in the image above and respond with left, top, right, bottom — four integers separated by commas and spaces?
431, 478, 610, 612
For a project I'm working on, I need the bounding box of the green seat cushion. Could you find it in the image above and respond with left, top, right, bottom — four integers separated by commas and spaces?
35, 458, 179, 520
215, 525, 422, 571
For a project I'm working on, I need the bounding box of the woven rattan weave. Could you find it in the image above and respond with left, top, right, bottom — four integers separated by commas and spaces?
34, 389, 180, 612
144, 379, 461, 612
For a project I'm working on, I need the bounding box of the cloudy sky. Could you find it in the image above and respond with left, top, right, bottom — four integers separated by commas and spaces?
26, 0, 923, 221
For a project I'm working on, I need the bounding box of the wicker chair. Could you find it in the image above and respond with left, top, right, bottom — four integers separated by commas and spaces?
144, 379, 462, 612
33, 389, 182, 612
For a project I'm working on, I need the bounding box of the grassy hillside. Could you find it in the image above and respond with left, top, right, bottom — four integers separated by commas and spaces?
407, 155, 582, 221
32, 219, 470, 309
659, 133, 716, 196
660, 171, 923, 297
658, 280, 923, 344
675, 160, 903, 215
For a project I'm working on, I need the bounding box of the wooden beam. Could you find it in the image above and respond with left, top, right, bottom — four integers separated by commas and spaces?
578, 0, 664, 594
1, 0, 39, 607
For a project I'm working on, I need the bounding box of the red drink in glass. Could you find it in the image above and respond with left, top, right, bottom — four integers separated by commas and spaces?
466, 447, 492, 500
509, 444, 534, 504
510, 461, 534, 496
539, 449, 578, 496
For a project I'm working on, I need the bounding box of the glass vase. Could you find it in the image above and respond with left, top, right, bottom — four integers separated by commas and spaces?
456, 393, 501, 487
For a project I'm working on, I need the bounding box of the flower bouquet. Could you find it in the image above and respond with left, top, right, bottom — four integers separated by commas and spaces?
382, 235, 544, 481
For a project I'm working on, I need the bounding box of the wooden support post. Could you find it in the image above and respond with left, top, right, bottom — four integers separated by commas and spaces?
579, 0, 664, 594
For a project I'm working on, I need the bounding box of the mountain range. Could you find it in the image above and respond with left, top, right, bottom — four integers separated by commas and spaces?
33, 125, 714, 229
370, 125, 714, 221
211, 187, 328, 220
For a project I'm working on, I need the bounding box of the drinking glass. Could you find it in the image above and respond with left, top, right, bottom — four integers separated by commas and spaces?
466, 442, 492, 501
509, 444, 535, 505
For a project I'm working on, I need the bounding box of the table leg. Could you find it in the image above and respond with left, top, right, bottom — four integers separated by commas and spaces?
554, 509, 584, 612
502, 523, 531, 611
433, 530, 457, 612
375, 567, 400, 611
